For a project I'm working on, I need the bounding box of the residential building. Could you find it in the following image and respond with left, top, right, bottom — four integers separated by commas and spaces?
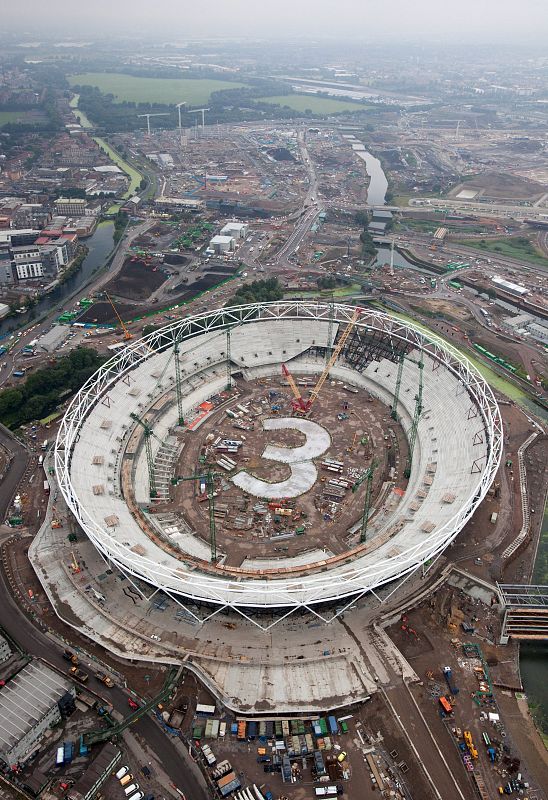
11, 246, 43, 280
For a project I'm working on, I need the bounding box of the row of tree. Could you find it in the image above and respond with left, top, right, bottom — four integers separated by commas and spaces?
226, 277, 283, 307
0, 347, 106, 429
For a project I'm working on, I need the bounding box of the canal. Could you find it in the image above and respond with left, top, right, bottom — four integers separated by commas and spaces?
355, 150, 388, 206
0, 220, 116, 338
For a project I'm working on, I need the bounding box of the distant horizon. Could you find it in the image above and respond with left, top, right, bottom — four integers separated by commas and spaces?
2, 0, 547, 46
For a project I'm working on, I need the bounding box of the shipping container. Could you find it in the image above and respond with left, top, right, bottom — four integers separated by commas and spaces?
196, 703, 215, 716
327, 716, 338, 735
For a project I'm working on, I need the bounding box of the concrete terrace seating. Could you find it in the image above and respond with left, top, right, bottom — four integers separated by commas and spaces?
65, 314, 495, 608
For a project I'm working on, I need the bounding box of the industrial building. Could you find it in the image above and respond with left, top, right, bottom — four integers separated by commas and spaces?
221, 221, 249, 239
37, 324, 68, 353
492, 275, 529, 297
54, 198, 88, 216
0, 661, 75, 766
0, 632, 10, 665
209, 234, 235, 254
68, 742, 121, 800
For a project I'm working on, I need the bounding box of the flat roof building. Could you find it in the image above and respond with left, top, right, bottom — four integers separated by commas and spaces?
210, 234, 235, 254
372, 209, 393, 222
0, 633, 10, 665
0, 661, 75, 766
221, 221, 249, 239
68, 743, 121, 800
492, 275, 529, 297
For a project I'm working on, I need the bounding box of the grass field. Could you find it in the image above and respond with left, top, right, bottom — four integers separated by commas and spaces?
69, 73, 247, 105
258, 94, 367, 114
456, 236, 548, 269
0, 110, 34, 126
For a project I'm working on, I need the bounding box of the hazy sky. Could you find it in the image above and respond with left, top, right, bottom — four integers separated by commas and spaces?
5, 0, 548, 44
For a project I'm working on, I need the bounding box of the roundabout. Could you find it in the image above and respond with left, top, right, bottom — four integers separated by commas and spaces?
55, 301, 503, 623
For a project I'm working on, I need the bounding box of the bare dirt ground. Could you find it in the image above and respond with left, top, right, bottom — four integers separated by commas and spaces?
450, 171, 545, 200
105, 257, 169, 300
161, 377, 408, 566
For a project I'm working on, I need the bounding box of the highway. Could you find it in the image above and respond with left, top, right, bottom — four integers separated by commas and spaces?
0, 544, 208, 800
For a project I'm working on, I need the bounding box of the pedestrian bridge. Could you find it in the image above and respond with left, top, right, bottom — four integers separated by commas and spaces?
498, 584, 548, 644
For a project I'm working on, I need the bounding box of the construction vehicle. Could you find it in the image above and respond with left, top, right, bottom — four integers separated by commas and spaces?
105, 292, 132, 341
69, 666, 89, 683
96, 671, 115, 688
442, 665, 459, 695
282, 308, 361, 415
63, 649, 79, 665
70, 551, 81, 574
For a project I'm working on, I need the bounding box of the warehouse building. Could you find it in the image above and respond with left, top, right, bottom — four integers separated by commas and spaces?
0, 661, 75, 766
209, 234, 235, 254
0, 633, 10, 665
492, 275, 529, 297
54, 198, 88, 216
220, 221, 248, 239
68, 742, 121, 800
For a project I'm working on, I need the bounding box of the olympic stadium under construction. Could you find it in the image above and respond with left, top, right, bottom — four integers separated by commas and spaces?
54, 301, 503, 626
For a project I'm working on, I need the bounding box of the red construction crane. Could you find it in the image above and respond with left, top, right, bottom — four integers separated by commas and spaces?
282, 308, 361, 415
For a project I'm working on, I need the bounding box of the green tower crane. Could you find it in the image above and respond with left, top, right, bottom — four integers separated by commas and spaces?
352, 458, 379, 543
173, 340, 185, 427
391, 354, 405, 421
130, 412, 159, 498
174, 466, 218, 562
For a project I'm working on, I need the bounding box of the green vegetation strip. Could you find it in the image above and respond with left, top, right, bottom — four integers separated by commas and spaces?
93, 138, 142, 198
69, 93, 93, 129
455, 236, 548, 269
69, 73, 247, 105
257, 94, 368, 113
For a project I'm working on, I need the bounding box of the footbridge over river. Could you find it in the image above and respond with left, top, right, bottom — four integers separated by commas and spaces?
498, 584, 548, 644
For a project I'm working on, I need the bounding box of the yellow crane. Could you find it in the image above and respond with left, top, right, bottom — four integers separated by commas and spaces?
105, 292, 133, 341
283, 308, 362, 415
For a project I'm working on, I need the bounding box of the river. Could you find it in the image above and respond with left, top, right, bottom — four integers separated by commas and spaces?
0, 220, 115, 338
355, 150, 388, 206
519, 502, 548, 737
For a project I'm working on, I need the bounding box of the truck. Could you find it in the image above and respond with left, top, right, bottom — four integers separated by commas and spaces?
327, 715, 338, 735
69, 666, 89, 683
96, 671, 114, 687
442, 666, 459, 695
63, 741, 74, 764
55, 746, 65, 766
247, 721, 258, 739
63, 649, 79, 664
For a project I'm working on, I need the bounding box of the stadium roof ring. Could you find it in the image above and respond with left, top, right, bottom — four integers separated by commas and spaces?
55, 301, 502, 627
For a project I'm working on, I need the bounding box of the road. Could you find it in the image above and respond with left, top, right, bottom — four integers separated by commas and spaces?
0, 552, 208, 800
0, 424, 29, 521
